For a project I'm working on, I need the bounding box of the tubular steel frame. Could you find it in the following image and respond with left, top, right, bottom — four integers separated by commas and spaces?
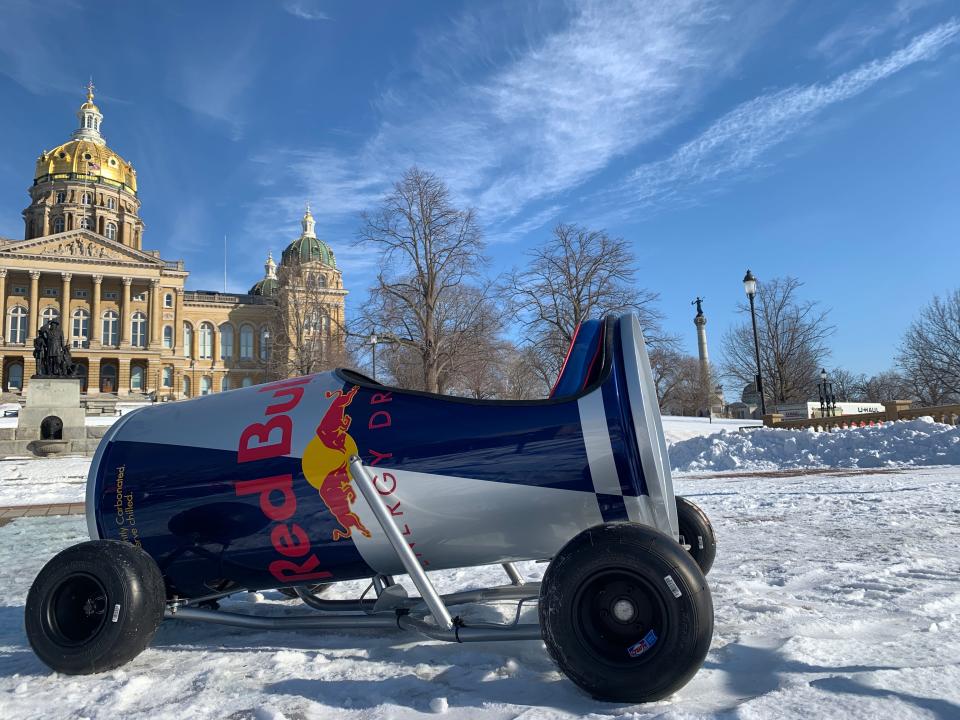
165, 458, 543, 644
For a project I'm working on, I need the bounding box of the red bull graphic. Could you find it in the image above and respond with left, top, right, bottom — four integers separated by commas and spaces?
303, 386, 372, 541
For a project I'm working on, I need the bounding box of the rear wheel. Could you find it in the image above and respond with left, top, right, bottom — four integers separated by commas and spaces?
25, 540, 165, 675
539, 522, 713, 702
676, 496, 717, 575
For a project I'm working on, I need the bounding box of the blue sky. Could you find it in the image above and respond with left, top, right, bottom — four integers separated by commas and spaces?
1, 0, 958, 382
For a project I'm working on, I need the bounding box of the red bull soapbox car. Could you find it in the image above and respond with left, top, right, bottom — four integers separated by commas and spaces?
25, 313, 716, 702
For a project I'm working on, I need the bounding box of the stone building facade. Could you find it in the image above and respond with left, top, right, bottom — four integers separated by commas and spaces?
0, 85, 346, 398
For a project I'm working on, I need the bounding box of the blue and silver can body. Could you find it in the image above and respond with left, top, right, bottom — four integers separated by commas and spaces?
87, 314, 677, 597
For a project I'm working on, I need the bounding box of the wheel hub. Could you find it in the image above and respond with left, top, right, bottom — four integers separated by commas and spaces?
573, 571, 667, 666
611, 598, 636, 623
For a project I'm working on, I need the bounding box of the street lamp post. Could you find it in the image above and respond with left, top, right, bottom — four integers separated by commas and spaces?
818, 368, 837, 418
369, 333, 378, 382
743, 269, 766, 416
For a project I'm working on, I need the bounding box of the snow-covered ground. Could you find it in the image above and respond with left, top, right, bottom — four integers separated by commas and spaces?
0, 457, 89, 506
1, 418, 958, 717
0, 402, 148, 430
0, 465, 958, 718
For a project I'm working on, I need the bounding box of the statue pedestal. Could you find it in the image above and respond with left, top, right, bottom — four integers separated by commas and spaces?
16, 378, 86, 442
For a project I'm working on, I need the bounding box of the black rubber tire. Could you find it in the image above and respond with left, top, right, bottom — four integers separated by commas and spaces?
676, 496, 717, 576
539, 522, 713, 703
277, 583, 332, 599
25, 540, 165, 675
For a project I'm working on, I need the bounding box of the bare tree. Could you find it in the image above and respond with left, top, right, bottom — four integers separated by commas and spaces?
504, 223, 663, 384
897, 289, 960, 405
857, 370, 913, 403
649, 347, 703, 415
828, 367, 864, 402
266, 259, 351, 379
722, 277, 834, 409
358, 167, 492, 393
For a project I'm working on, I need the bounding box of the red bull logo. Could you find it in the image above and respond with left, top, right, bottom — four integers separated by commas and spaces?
302, 385, 372, 542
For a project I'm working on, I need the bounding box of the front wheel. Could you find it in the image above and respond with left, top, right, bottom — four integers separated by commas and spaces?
25, 540, 165, 675
676, 496, 717, 575
539, 522, 713, 702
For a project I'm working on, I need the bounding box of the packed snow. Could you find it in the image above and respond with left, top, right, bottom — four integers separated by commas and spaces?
0, 465, 958, 718
661, 415, 761, 446
670, 417, 960, 472
0, 457, 89, 506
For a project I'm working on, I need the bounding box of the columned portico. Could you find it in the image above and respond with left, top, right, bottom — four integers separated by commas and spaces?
90, 274, 102, 346
27, 271, 40, 340
61, 272, 72, 344
149, 279, 161, 348
120, 276, 132, 346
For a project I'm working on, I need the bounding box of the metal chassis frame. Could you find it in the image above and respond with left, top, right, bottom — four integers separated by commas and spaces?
165, 457, 544, 644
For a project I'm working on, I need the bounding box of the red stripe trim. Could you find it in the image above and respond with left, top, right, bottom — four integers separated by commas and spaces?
550, 323, 581, 398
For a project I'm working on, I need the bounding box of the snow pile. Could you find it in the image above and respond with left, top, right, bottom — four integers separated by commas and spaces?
670, 417, 960, 472
661, 415, 761, 446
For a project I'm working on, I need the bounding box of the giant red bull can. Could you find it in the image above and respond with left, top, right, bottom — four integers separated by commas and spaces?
87, 314, 677, 598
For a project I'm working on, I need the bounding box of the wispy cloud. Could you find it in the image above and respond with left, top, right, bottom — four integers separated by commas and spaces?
814, 0, 941, 62
282, 1, 330, 22
167, 34, 258, 141
250, 0, 776, 247
615, 19, 960, 211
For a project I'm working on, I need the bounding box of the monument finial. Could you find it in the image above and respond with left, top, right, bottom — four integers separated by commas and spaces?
691, 296, 705, 317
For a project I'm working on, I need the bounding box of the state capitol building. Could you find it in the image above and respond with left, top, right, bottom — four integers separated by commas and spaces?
0, 85, 347, 398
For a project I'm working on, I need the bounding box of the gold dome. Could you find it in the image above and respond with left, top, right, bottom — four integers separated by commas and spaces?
34, 140, 138, 193
33, 82, 137, 193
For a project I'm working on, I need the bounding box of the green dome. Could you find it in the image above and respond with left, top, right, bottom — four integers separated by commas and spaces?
249, 277, 280, 297
281, 234, 336, 267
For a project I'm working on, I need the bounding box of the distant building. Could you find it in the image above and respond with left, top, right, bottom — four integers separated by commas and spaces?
776, 402, 885, 420
727, 381, 761, 420
1, 84, 346, 397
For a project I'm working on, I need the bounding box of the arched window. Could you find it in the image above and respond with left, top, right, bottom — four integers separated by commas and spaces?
80, 216, 93, 230
72, 309, 90, 348
183, 323, 193, 358
130, 365, 144, 391
40, 307, 60, 329
316, 274, 327, 288
259, 326, 271, 361
106, 197, 116, 210
8, 306, 27, 344
131, 312, 147, 347
219, 324, 234, 361
220, 376, 230, 392
7, 362, 23, 391
56, 191, 66, 204
164, 293, 173, 308
241, 376, 253, 388
200, 376, 212, 396
163, 325, 173, 349
240, 324, 254, 360
81, 192, 92, 205
182, 375, 191, 397
105, 222, 117, 241
102, 310, 119, 347
162, 366, 173, 387
53, 216, 65, 233
199, 323, 213, 359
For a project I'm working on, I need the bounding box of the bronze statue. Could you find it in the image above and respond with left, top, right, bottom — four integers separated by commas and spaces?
692, 296, 705, 317
32, 319, 76, 377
